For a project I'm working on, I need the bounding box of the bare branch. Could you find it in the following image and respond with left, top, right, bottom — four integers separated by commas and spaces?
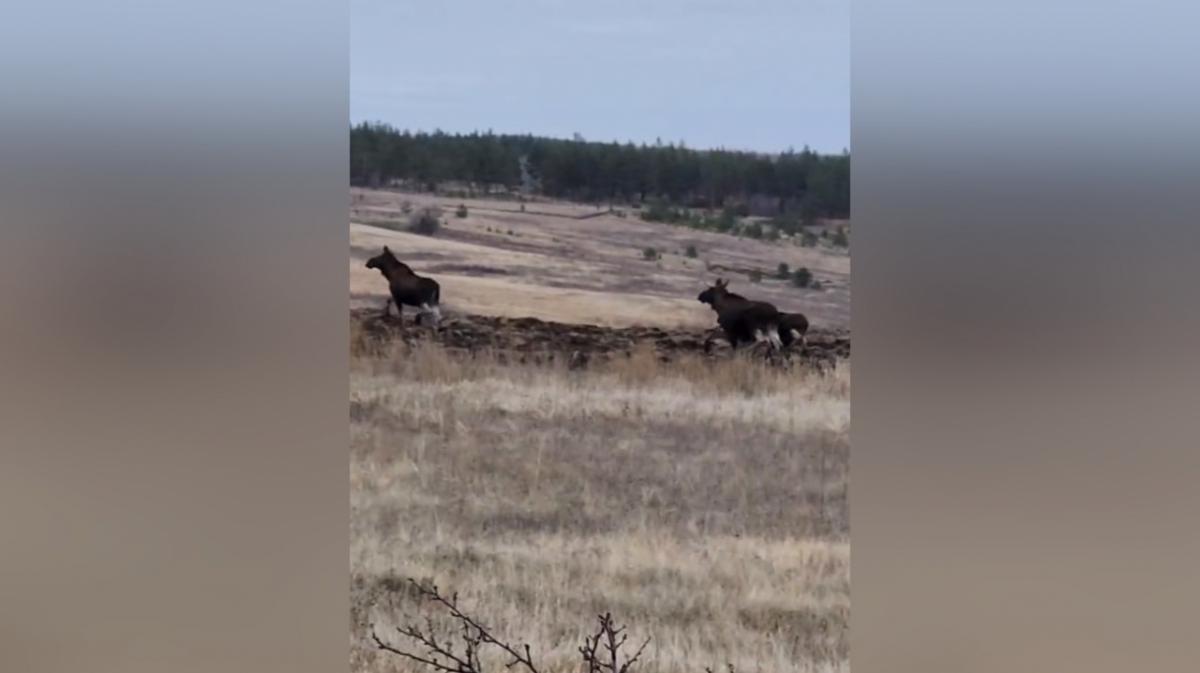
373, 578, 651, 673
371, 578, 543, 673
578, 612, 651, 673
372, 627, 466, 673
411, 579, 541, 673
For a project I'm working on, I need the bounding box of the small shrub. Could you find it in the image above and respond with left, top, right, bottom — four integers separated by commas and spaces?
771, 214, 802, 236
832, 226, 849, 248
400, 200, 413, 215
714, 207, 738, 233
409, 207, 442, 235
792, 267, 813, 288
748, 269, 763, 283
507, 229, 515, 236
810, 279, 824, 291
642, 247, 659, 260
685, 244, 698, 258
640, 199, 686, 224
777, 262, 790, 278
455, 204, 468, 218
743, 222, 764, 239
800, 230, 819, 248
520, 202, 526, 212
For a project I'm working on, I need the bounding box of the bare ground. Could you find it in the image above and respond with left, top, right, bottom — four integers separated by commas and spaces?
351, 308, 849, 371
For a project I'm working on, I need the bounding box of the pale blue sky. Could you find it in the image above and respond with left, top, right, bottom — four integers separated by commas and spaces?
351, 0, 848, 154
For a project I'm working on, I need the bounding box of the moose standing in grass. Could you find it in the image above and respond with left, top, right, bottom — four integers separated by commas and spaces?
365, 246, 442, 326
697, 278, 809, 351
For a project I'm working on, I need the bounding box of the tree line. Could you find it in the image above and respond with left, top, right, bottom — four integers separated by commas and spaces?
350, 123, 849, 219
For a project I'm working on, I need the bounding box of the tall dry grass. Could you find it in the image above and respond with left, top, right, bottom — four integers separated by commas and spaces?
351, 341, 849, 673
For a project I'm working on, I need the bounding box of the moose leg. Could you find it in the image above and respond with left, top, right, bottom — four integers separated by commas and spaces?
381, 298, 392, 318
418, 303, 439, 327
765, 326, 783, 350
720, 328, 743, 353
751, 326, 783, 351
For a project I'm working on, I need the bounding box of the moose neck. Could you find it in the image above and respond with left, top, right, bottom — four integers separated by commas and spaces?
379, 258, 411, 280
711, 292, 737, 311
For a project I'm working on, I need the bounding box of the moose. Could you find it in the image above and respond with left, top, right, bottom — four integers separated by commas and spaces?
697, 278, 809, 351
364, 246, 442, 325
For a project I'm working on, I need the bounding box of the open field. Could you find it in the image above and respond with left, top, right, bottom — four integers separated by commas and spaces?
350, 189, 849, 331
350, 189, 850, 673
351, 342, 849, 673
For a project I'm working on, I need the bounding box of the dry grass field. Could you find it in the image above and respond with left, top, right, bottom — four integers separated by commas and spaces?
349, 188, 849, 330
350, 189, 850, 673
351, 341, 849, 673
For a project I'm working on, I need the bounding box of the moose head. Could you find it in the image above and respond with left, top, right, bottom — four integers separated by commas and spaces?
697, 278, 731, 307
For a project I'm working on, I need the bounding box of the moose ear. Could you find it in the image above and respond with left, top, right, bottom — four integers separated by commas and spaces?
383, 245, 391, 254
716, 278, 728, 288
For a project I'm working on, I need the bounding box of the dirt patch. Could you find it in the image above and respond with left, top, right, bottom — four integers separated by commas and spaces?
435, 226, 576, 258
424, 263, 511, 276
351, 308, 850, 370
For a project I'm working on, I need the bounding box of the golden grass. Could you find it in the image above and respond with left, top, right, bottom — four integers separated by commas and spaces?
349, 189, 851, 331
350, 343, 849, 673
